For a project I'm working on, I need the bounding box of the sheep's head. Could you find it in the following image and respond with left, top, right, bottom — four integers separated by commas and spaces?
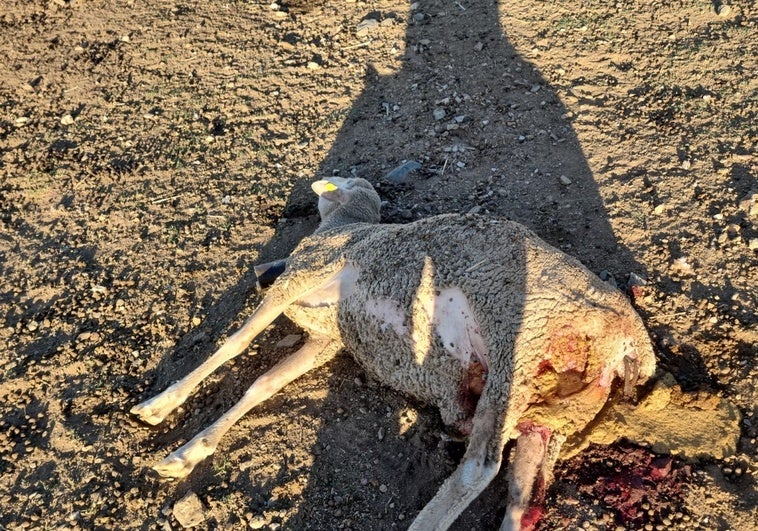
312, 177, 381, 231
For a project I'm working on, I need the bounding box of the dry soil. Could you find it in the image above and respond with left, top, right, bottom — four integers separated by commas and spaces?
0, 1, 756, 530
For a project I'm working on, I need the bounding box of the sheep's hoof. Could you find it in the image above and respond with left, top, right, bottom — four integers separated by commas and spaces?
154, 454, 195, 479
130, 399, 169, 426
131, 388, 183, 425
154, 437, 216, 479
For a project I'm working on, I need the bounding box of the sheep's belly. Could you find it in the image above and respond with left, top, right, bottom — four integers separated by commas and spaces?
339, 290, 490, 430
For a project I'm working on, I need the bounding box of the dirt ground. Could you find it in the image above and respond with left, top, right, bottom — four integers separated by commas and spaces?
1, 0, 756, 529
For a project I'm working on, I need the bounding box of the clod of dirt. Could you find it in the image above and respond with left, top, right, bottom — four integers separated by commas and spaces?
564, 373, 741, 460
172, 491, 206, 528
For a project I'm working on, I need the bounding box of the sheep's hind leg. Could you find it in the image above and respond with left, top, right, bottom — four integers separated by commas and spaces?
154, 336, 340, 479
131, 297, 287, 425
408, 405, 507, 531
501, 424, 565, 531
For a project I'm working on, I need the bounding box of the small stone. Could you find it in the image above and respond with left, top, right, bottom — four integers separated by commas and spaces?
654, 204, 665, 215
248, 515, 266, 529
717, 4, 732, 17
671, 257, 694, 276
385, 160, 421, 184
559, 175, 572, 185
379, 484, 388, 493
627, 272, 647, 287
173, 491, 206, 528
15, 116, 29, 124
276, 334, 302, 348
599, 270, 617, 288
749, 238, 758, 250
726, 223, 741, 238
739, 192, 757, 217
681, 159, 691, 170
433, 108, 446, 121
468, 205, 482, 215
60, 114, 75, 125
26, 321, 39, 332
413, 12, 425, 22
356, 18, 379, 36
306, 61, 320, 70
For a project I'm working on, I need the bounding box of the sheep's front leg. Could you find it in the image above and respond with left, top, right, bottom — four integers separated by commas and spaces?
501, 424, 565, 531
408, 406, 507, 531
154, 336, 341, 478
131, 297, 287, 425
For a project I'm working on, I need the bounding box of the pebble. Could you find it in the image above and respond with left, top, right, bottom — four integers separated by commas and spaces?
413, 13, 425, 22
433, 108, 446, 121
248, 515, 266, 529
559, 175, 572, 185
717, 4, 732, 17
379, 484, 388, 493
749, 238, 758, 250
26, 321, 39, 332
627, 272, 647, 287
385, 160, 421, 184
671, 257, 694, 276
173, 491, 206, 528
61, 114, 75, 125
739, 192, 757, 217
276, 334, 301, 348
356, 18, 379, 36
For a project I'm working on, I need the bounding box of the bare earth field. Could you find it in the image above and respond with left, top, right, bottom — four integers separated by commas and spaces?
0, 0, 756, 529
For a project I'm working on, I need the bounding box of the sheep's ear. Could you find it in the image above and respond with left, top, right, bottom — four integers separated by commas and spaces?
311, 180, 347, 204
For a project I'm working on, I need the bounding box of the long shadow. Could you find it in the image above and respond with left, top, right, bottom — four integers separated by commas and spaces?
254, 1, 645, 529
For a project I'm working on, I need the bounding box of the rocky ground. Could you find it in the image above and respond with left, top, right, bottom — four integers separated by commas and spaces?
0, 0, 755, 529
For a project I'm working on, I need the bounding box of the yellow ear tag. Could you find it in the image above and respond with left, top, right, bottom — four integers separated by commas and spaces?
323, 182, 338, 192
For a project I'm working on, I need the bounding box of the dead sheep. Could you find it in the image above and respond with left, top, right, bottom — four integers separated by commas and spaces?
132, 177, 656, 530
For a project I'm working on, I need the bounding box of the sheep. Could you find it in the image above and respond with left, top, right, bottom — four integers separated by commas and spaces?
131, 176, 656, 530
